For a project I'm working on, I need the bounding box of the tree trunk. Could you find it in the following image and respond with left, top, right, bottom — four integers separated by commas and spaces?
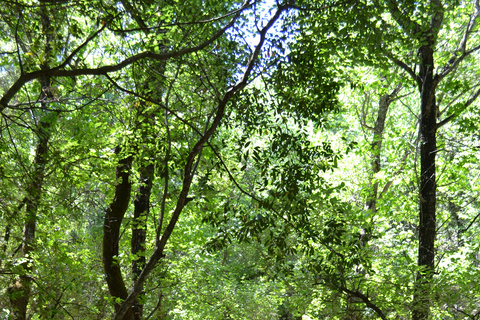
8, 117, 52, 320
131, 155, 154, 320
8, 3, 55, 315
131, 115, 155, 320
103, 147, 135, 320
345, 84, 400, 320
130, 79, 157, 319
365, 88, 399, 212
412, 44, 437, 320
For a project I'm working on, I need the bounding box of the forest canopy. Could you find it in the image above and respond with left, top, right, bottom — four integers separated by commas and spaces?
1, 0, 480, 319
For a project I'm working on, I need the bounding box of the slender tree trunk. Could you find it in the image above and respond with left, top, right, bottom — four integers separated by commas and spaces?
8, 4, 55, 315
103, 147, 135, 320
8, 117, 52, 320
412, 44, 437, 320
384, 1, 443, 318
131, 163, 153, 320
344, 84, 400, 320
131, 134, 154, 320
365, 88, 399, 212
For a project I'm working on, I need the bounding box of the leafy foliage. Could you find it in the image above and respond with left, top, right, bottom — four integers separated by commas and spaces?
1, 1, 480, 320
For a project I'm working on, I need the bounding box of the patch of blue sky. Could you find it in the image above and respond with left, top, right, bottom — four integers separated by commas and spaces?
226, 0, 294, 85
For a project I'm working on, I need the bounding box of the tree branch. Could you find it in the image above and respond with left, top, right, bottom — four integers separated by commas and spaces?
435, 1, 480, 84
384, 0, 419, 35
56, 17, 111, 70
0, 4, 244, 111
339, 286, 387, 320
109, 1, 253, 34
436, 84, 480, 129
283, 0, 353, 11
391, 57, 421, 85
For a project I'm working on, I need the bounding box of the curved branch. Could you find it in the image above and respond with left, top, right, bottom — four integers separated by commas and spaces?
436, 83, 480, 129
339, 286, 387, 320
435, 44, 480, 85
109, 1, 254, 34
391, 57, 421, 85
56, 17, 111, 70
0, 4, 244, 111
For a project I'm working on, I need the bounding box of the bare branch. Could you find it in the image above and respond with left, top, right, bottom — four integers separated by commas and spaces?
339, 286, 387, 320
391, 57, 421, 85
435, 1, 480, 83
436, 83, 480, 129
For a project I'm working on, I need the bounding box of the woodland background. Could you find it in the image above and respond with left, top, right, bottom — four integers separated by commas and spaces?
1, 0, 480, 319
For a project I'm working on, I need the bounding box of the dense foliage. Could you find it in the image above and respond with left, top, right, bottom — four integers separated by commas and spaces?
1, 0, 480, 319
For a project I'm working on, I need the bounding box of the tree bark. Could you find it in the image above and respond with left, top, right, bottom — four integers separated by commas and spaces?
131, 110, 155, 319
412, 44, 437, 320
8, 117, 52, 320
8, 3, 55, 317
103, 147, 135, 320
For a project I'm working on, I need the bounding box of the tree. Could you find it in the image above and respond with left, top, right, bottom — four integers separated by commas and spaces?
3, 0, 480, 319
369, 1, 480, 318
0, 0, 307, 319
2, 3, 59, 318
287, 0, 480, 318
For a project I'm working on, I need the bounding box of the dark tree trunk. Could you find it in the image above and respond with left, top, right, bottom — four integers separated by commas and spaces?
8, 117, 52, 320
103, 147, 135, 320
412, 44, 437, 320
384, 1, 444, 318
131, 160, 154, 320
131, 164, 153, 278
8, 3, 55, 316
